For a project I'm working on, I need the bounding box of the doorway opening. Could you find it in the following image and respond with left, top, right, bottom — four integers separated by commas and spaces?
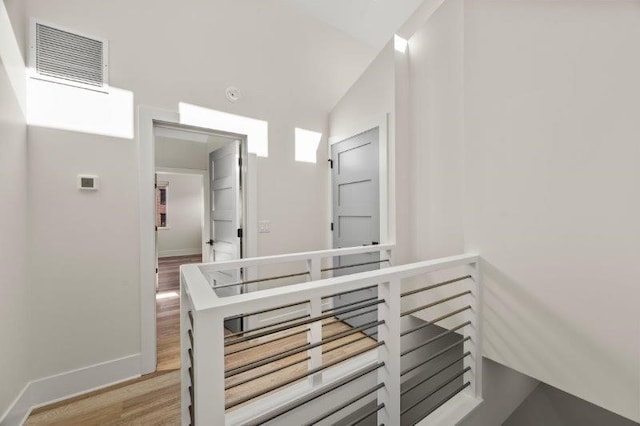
152, 121, 249, 373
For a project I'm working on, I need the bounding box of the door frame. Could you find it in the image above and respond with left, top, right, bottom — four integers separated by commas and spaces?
138, 106, 257, 375
327, 113, 390, 250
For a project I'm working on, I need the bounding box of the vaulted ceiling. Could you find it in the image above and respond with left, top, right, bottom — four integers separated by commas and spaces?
289, 0, 424, 49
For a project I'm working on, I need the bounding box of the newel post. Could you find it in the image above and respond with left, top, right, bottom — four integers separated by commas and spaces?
378, 278, 401, 424
193, 307, 226, 425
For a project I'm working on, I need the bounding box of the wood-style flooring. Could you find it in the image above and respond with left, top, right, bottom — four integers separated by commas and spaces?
157, 254, 202, 372
26, 255, 374, 425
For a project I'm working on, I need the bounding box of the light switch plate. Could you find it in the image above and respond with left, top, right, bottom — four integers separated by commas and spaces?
258, 220, 271, 233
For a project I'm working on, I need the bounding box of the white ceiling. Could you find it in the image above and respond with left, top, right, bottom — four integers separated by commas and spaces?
288, 0, 424, 49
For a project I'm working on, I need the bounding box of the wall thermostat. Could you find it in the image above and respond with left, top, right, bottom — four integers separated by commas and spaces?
78, 175, 99, 191
226, 87, 241, 102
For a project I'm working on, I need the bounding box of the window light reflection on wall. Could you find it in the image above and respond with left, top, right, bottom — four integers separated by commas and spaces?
178, 102, 269, 157
295, 128, 322, 163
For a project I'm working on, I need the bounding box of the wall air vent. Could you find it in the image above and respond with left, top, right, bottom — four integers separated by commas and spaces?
30, 19, 108, 91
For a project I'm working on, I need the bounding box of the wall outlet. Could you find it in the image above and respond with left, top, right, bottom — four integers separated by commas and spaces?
258, 220, 271, 233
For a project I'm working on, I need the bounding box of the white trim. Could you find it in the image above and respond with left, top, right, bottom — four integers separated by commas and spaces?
138, 105, 258, 375
158, 248, 202, 258
327, 113, 391, 246
138, 106, 177, 375
0, 384, 30, 426
0, 354, 140, 426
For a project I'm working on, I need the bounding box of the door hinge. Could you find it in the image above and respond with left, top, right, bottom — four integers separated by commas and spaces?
330, 222, 334, 231
155, 267, 158, 274
155, 226, 158, 231
238, 157, 242, 167
237, 228, 243, 238
328, 159, 333, 169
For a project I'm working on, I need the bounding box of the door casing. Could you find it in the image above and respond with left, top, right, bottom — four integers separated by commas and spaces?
138, 106, 257, 375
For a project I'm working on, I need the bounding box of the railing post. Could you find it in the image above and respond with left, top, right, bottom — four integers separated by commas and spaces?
307, 259, 323, 386
193, 307, 226, 425
307, 296, 323, 386
378, 278, 401, 424
465, 260, 483, 400
308, 258, 321, 281
383, 247, 394, 267
180, 286, 191, 426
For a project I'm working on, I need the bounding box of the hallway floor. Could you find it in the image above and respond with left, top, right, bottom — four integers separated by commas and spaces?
25, 255, 375, 425
156, 254, 202, 372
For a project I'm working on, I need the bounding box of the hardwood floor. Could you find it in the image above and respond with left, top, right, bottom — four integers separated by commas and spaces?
156, 254, 201, 372
157, 254, 202, 293
27, 255, 375, 425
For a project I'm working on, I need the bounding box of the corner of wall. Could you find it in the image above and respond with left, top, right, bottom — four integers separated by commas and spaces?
0, 0, 29, 421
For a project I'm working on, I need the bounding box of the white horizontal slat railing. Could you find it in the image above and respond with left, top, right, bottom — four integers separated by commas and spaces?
181, 246, 483, 426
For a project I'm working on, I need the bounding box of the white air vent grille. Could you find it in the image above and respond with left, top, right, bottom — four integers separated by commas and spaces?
32, 20, 108, 89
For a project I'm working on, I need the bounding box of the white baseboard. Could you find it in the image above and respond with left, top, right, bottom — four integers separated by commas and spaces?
0, 354, 141, 426
158, 248, 202, 258
0, 386, 30, 426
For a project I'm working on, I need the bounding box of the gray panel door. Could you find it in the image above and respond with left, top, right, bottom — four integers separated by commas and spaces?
331, 127, 380, 333
209, 141, 243, 331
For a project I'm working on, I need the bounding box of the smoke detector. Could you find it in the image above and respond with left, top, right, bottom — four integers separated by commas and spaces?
226, 87, 241, 102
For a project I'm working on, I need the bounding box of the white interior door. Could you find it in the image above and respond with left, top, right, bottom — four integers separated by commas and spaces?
331, 127, 380, 332
210, 140, 241, 261
208, 141, 243, 330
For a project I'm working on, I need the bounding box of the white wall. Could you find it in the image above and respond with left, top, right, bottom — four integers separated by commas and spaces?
329, 44, 394, 140
329, 0, 640, 422
21, 0, 374, 386
28, 127, 141, 380
401, 0, 640, 421
403, 2, 542, 423
156, 173, 203, 258
408, 0, 465, 261
464, 1, 640, 421
0, 0, 28, 419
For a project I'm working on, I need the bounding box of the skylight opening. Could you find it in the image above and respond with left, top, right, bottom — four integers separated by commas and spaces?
394, 34, 408, 53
